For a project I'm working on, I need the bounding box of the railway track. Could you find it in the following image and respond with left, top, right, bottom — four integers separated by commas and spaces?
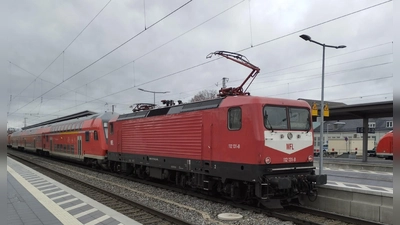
7, 149, 385, 225
8, 152, 191, 225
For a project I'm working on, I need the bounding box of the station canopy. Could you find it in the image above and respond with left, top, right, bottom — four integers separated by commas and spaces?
298, 98, 393, 121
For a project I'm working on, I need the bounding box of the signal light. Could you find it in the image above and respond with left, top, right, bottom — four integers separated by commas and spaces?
265, 157, 271, 164
307, 155, 313, 162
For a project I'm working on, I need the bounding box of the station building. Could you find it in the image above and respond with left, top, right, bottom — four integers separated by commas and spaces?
298, 98, 393, 151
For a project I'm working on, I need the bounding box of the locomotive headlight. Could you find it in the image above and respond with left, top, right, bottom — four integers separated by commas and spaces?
265, 157, 271, 164
307, 155, 313, 162
287, 132, 293, 140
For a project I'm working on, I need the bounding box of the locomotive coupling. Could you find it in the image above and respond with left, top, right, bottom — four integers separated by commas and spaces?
306, 174, 327, 185
269, 177, 292, 189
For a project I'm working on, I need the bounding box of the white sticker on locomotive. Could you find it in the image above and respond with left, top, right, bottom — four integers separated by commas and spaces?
264, 131, 312, 154
283, 157, 296, 162
228, 144, 241, 149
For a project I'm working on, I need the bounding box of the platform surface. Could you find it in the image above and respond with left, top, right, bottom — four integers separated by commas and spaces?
7, 157, 142, 225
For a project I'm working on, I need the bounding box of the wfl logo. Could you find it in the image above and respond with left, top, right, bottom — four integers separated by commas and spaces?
286, 143, 294, 150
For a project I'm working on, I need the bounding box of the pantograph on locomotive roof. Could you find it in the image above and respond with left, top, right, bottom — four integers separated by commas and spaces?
206, 51, 260, 97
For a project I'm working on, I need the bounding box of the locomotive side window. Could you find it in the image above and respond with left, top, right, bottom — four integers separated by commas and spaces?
264, 106, 288, 130
94, 131, 98, 140
110, 123, 114, 134
85, 131, 90, 142
228, 107, 242, 130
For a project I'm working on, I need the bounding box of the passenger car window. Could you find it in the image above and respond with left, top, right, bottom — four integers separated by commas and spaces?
85, 131, 90, 142
94, 131, 98, 140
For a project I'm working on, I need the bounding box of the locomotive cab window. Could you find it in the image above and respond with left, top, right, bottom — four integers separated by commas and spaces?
85, 131, 90, 142
263, 106, 310, 131
288, 107, 311, 130
228, 107, 242, 130
264, 106, 288, 130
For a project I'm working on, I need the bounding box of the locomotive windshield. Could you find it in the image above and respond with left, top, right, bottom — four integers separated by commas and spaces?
264, 106, 310, 131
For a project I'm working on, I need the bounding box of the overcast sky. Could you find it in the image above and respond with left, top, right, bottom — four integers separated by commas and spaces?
2, 0, 393, 129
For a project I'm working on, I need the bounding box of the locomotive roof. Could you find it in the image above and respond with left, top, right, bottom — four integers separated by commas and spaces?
116, 95, 310, 121
117, 98, 223, 121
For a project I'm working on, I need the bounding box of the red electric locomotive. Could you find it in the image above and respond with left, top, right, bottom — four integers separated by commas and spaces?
376, 131, 393, 160
9, 111, 117, 168
106, 51, 327, 207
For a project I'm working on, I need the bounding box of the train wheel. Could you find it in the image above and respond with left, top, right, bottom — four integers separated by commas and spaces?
180, 176, 187, 187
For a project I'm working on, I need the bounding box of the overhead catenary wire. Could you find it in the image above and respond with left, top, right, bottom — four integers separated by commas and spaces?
9, 0, 392, 122
11, 0, 113, 102
330, 92, 392, 102
237, 0, 392, 52
56, 0, 245, 98
137, 60, 393, 104
119, 44, 393, 104
48, 61, 393, 115
267, 75, 393, 97
8, 0, 193, 116
143, 0, 147, 29
232, 52, 393, 84
72, 0, 392, 101
248, 0, 253, 47
255, 41, 392, 76
88, 53, 394, 106
7, 62, 110, 104
34, 0, 245, 113
250, 61, 393, 91
39, 50, 393, 115
14, 0, 227, 115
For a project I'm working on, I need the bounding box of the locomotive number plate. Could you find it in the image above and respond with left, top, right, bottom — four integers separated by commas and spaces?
228, 144, 241, 149
283, 157, 296, 162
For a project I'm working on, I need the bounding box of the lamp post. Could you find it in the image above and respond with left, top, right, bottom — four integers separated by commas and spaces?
299, 34, 346, 175
138, 88, 169, 105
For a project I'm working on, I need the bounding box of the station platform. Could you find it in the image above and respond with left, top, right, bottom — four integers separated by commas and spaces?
7, 157, 141, 225
313, 157, 393, 173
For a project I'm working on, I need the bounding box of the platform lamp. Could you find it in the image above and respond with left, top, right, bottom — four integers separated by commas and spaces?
299, 34, 346, 175
138, 88, 169, 105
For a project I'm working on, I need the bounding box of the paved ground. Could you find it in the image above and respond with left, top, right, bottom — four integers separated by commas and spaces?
315, 156, 393, 165
8, 172, 64, 225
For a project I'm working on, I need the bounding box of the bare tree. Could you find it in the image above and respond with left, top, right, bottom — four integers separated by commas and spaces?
189, 90, 218, 103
